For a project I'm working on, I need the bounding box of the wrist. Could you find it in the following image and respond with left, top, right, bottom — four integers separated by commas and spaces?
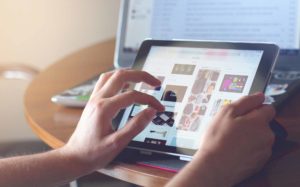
191, 150, 234, 187
55, 146, 94, 177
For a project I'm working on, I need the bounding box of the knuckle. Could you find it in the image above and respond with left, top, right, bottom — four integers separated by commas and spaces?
151, 95, 158, 103
142, 70, 151, 77
142, 110, 154, 122
261, 106, 276, 122
130, 112, 151, 129
126, 90, 141, 100
128, 90, 139, 97
131, 114, 144, 125
235, 95, 248, 105
110, 135, 122, 151
262, 128, 276, 147
268, 133, 276, 146
96, 99, 106, 109
221, 104, 236, 115
147, 94, 157, 102
240, 95, 248, 101
100, 72, 111, 80
114, 69, 127, 78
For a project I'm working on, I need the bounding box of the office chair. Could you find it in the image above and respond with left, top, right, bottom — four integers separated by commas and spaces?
0, 63, 41, 157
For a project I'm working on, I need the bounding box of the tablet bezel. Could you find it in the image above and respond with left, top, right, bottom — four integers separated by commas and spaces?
114, 40, 280, 157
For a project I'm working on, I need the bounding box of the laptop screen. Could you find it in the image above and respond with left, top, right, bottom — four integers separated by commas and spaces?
122, 0, 300, 54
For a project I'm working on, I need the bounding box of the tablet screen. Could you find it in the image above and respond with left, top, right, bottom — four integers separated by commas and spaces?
117, 45, 264, 152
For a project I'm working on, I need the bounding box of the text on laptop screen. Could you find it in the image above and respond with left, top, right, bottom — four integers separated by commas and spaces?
124, 0, 300, 51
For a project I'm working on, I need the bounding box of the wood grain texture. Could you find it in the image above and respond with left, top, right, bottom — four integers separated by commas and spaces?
24, 39, 300, 186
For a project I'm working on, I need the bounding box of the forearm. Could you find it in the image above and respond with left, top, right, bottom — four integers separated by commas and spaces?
166, 153, 231, 187
0, 147, 91, 187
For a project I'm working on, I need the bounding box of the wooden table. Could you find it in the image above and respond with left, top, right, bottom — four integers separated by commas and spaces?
24, 39, 300, 187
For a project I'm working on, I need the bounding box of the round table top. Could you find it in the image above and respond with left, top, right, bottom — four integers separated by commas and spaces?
24, 39, 300, 187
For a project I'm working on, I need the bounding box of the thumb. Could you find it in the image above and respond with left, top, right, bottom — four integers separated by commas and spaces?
110, 107, 157, 152
230, 92, 265, 116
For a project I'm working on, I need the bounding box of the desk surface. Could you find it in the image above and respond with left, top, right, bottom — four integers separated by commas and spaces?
24, 39, 300, 187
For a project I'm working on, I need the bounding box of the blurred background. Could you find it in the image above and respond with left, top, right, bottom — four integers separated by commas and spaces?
0, 0, 120, 142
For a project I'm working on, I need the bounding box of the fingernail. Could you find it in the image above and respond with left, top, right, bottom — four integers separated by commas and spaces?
254, 92, 265, 98
159, 104, 165, 112
154, 80, 161, 86
254, 92, 263, 95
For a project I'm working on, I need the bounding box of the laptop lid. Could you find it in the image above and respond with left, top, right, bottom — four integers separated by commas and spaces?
114, 0, 300, 68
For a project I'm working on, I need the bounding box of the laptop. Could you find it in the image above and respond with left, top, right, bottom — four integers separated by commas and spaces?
51, 0, 300, 107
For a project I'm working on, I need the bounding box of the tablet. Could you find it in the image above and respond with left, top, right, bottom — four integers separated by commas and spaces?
115, 40, 280, 159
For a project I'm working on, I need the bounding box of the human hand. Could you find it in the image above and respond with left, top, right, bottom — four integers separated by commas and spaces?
167, 93, 275, 187
61, 69, 164, 173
